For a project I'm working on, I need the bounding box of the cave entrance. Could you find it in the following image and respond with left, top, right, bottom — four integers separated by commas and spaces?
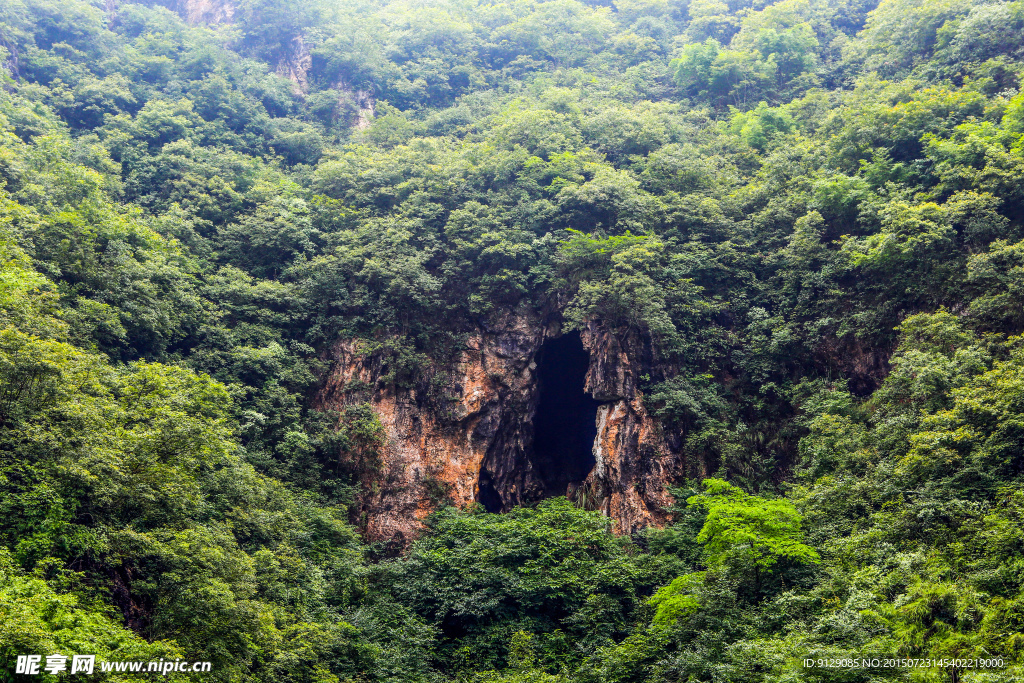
477, 469, 503, 514
531, 331, 599, 499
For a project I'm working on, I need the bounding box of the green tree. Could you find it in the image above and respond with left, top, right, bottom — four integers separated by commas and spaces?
688, 478, 819, 582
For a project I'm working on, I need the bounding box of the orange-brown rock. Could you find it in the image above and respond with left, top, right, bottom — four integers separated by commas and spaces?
317, 314, 678, 544
581, 323, 675, 531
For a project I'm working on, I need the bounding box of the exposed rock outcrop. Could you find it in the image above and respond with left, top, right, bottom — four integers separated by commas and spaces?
318, 314, 678, 544
153, 0, 236, 24
107, 1, 348, 113
580, 324, 676, 530
131, 1, 311, 94
0, 40, 17, 83
106, 0, 236, 24
277, 35, 312, 94
351, 89, 375, 130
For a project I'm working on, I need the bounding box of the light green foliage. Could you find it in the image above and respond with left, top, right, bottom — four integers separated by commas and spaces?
672, 0, 823, 105
641, 479, 818, 632
0, 231, 62, 337
647, 571, 704, 627
672, 38, 777, 106
561, 232, 677, 342
2, 0, 1024, 681
729, 101, 794, 150
0, 548, 179, 682
688, 478, 820, 571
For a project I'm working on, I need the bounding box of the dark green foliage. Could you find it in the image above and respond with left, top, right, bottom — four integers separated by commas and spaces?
2, 0, 1024, 681
370, 500, 682, 675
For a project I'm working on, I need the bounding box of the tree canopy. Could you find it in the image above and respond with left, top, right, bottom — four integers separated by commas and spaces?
2, 0, 1024, 680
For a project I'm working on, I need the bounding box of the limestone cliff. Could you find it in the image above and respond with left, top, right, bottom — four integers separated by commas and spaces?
110, 1, 364, 115
175, 0, 235, 24
317, 314, 680, 544
579, 324, 677, 530
115, 0, 236, 24
276, 35, 312, 94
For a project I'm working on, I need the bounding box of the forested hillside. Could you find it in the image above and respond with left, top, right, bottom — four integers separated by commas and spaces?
2, 0, 1024, 680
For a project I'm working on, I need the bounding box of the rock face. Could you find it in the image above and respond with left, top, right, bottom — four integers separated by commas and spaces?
114, 1, 350, 112
130, 1, 313, 95
116, 0, 236, 24
580, 324, 677, 529
164, 0, 235, 24
177, 0, 235, 24
347, 87, 375, 130
277, 35, 312, 94
317, 314, 678, 544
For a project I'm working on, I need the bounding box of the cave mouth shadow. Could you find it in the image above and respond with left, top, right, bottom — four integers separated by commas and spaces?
475, 330, 600, 513
529, 330, 599, 500
477, 468, 503, 514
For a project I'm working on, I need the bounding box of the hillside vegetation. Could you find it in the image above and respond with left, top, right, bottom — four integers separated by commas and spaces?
2, 0, 1024, 680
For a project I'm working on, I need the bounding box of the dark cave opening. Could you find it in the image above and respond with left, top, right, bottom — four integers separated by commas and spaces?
477, 468, 503, 514
531, 331, 599, 499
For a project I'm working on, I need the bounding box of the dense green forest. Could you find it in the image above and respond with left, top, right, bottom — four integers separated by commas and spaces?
2, 0, 1024, 680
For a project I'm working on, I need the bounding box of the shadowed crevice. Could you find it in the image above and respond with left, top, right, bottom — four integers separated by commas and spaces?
477, 467, 503, 513
530, 331, 599, 499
